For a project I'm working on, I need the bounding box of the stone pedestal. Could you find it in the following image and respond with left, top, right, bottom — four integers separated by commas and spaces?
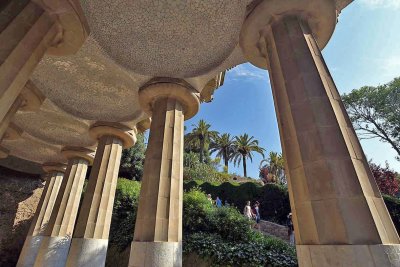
16, 164, 65, 267
129, 82, 199, 267
65, 125, 136, 267
260, 16, 400, 266
34, 149, 93, 267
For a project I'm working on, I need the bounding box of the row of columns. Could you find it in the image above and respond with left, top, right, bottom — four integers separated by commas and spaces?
3, 1, 399, 267
17, 125, 137, 267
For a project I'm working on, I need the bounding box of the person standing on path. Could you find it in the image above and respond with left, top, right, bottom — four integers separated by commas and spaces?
243, 201, 254, 221
216, 196, 222, 208
287, 213, 295, 245
254, 201, 261, 229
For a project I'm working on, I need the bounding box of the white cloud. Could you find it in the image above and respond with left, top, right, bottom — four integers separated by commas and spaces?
375, 55, 400, 78
359, 0, 400, 9
229, 63, 269, 82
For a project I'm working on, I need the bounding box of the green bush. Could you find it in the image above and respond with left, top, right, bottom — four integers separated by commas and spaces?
184, 232, 297, 267
183, 188, 297, 267
184, 181, 291, 224
108, 179, 141, 251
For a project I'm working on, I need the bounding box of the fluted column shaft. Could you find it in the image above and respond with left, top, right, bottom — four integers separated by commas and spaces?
66, 134, 128, 267
265, 16, 400, 266
0, 0, 57, 124
17, 170, 63, 267
34, 157, 90, 267
129, 98, 184, 267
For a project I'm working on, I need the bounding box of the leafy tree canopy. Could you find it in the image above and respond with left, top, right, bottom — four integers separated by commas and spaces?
119, 133, 146, 180
342, 77, 400, 161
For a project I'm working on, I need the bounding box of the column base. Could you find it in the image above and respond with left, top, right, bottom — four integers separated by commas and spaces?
17, 235, 44, 267
129, 241, 182, 267
297, 244, 400, 267
34, 236, 71, 267
65, 238, 108, 267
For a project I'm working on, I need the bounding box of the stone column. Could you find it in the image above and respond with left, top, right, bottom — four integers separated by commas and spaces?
34, 148, 93, 267
0, 0, 57, 124
0, 0, 88, 131
16, 163, 65, 267
129, 82, 200, 267
262, 16, 399, 266
65, 124, 136, 267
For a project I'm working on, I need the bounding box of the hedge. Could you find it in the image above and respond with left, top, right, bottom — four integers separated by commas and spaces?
185, 181, 400, 232
184, 181, 291, 224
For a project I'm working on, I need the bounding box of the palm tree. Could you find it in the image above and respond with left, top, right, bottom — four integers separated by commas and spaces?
185, 119, 219, 163
261, 151, 286, 184
210, 133, 234, 172
232, 134, 265, 177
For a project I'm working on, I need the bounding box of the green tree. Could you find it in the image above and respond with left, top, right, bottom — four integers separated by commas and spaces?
260, 152, 286, 184
232, 134, 265, 177
185, 119, 219, 163
210, 133, 234, 172
342, 77, 400, 160
119, 133, 146, 180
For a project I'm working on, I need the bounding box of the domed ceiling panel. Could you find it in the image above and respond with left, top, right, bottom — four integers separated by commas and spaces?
31, 38, 148, 122
80, 0, 247, 77
2, 133, 65, 164
13, 100, 96, 148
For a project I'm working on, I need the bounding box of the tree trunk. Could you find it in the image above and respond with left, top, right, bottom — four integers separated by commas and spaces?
199, 138, 204, 163
224, 151, 229, 172
242, 154, 247, 177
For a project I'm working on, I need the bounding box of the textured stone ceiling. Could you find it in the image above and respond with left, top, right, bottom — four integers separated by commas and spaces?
80, 0, 248, 77
0, 0, 353, 172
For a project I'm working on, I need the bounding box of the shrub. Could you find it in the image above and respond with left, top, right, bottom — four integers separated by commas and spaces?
183, 188, 213, 233
108, 179, 141, 251
183, 232, 297, 267
184, 181, 291, 224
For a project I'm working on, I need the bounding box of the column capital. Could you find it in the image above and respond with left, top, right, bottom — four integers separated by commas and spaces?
42, 163, 67, 174
19, 81, 46, 112
32, 0, 90, 56
0, 146, 9, 159
89, 122, 137, 149
139, 79, 200, 120
239, 0, 337, 69
61, 147, 95, 165
3, 123, 23, 141
137, 118, 152, 133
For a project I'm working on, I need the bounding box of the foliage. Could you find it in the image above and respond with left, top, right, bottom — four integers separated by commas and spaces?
183, 188, 297, 267
232, 134, 265, 177
210, 133, 235, 172
370, 162, 399, 196
383, 194, 400, 234
119, 133, 146, 180
259, 152, 286, 185
185, 119, 219, 163
183, 186, 214, 233
183, 152, 231, 183
342, 77, 400, 161
184, 233, 297, 267
184, 181, 291, 224
108, 179, 141, 251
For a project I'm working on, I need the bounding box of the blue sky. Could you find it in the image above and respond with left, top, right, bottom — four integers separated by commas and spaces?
187, 0, 400, 178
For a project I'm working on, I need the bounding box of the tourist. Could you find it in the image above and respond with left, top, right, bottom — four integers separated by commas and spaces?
254, 201, 261, 229
243, 201, 254, 221
287, 213, 295, 245
216, 196, 222, 208
207, 194, 213, 204
224, 200, 230, 207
